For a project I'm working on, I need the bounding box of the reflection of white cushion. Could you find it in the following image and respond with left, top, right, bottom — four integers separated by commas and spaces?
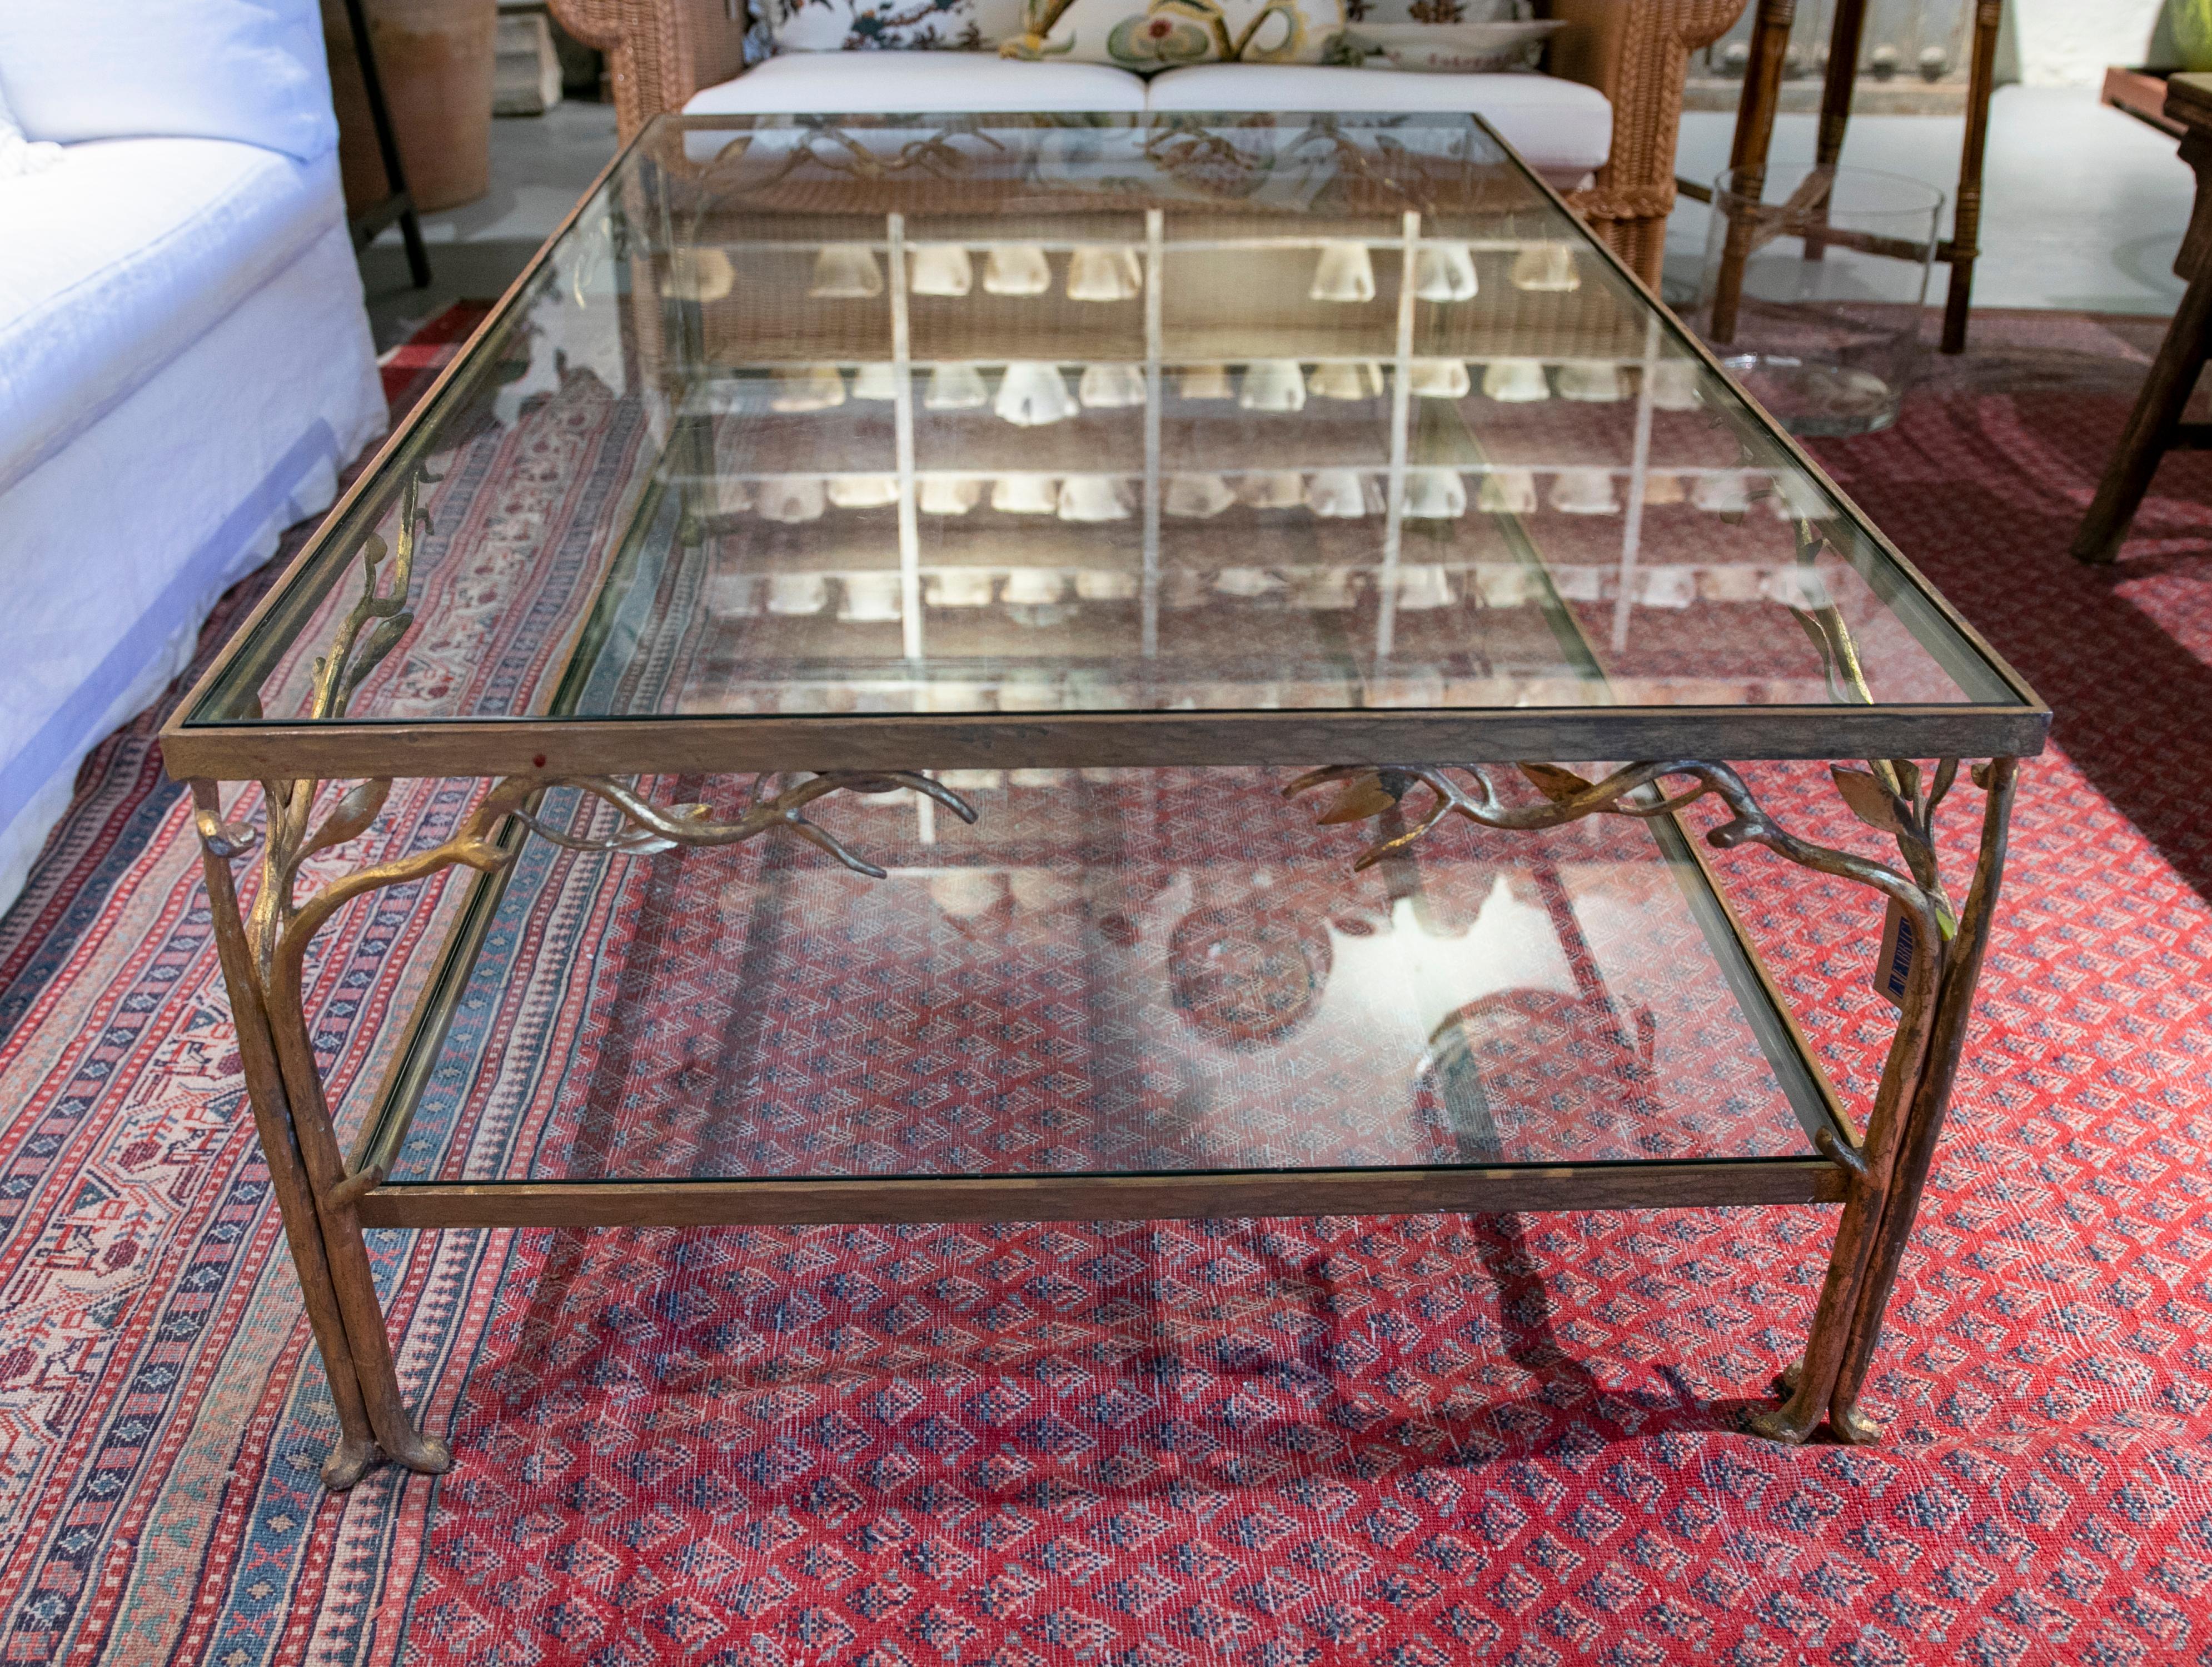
0, 139, 344, 494
0, 0, 337, 161
1144, 63, 1610, 176
684, 50, 1149, 113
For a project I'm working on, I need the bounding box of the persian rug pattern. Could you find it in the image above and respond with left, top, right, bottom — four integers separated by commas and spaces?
0, 311, 2210, 1664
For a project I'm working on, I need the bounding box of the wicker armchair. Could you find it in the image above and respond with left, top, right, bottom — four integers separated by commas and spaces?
1550, 0, 1745, 284
547, 0, 1744, 286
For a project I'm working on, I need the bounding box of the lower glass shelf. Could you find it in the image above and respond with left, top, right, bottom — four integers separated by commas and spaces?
355, 769, 1845, 1198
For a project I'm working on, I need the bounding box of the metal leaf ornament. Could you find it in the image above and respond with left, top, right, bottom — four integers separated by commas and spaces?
1830, 765, 1907, 835
1316, 770, 1406, 825
1518, 762, 1593, 805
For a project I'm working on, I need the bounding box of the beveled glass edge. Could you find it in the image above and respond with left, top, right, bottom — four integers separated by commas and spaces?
372, 1154, 1846, 1189
354, 1160, 1851, 1231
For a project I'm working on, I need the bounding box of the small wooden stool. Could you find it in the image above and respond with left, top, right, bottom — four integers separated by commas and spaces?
2074, 74, 2212, 565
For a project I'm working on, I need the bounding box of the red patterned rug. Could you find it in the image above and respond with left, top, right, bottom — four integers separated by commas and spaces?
2, 307, 2211, 1666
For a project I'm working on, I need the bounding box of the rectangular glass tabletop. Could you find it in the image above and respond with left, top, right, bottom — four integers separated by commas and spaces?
353, 768, 1845, 1192
163, 111, 2045, 782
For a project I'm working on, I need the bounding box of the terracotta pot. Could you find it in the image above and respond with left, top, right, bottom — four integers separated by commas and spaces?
323, 0, 497, 214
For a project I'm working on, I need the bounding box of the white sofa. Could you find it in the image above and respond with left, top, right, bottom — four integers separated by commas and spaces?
0, 0, 385, 907
550, 0, 1747, 282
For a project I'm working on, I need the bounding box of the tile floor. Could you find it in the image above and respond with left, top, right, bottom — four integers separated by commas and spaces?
360, 99, 621, 351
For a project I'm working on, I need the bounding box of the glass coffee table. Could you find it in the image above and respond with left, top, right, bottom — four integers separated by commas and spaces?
162, 112, 2046, 1489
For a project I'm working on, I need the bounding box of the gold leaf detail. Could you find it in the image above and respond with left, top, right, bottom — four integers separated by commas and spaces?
1518, 763, 1592, 805
1317, 772, 1401, 825
320, 780, 390, 850
1831, 765, 1903, 834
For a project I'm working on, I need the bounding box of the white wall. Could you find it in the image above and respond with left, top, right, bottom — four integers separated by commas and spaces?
2006, 0, 2166, 86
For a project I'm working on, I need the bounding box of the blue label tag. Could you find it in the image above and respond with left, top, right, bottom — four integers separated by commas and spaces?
1874, 899, 1916, 1009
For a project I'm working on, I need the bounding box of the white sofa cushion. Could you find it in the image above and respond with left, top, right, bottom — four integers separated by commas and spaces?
0, 217, 383, 910
0, 0, 338, 161
1144, 64, 1611, 177
0, 73, 60, 177
0, 139, 346, 496
684, 51, 1149, 114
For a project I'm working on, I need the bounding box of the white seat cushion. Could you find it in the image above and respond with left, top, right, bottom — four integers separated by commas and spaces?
0, 138, 343, 495
685, 52, 1149, 115
1144, 65, 1611, 178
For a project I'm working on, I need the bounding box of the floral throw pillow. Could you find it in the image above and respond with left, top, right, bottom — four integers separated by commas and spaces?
758, 0, 1031, 56
1000, 0, 1344, 68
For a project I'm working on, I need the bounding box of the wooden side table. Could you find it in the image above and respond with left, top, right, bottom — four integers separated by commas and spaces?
1687, 0, 2002, 355
2073, 74, 2212, 565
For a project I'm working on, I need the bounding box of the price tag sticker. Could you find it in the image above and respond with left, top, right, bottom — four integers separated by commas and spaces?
1872, 898, 1918, 1009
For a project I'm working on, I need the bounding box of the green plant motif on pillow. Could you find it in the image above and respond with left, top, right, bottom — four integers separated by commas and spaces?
1107, 0, 1216, 64
1228, 0, 1311, 61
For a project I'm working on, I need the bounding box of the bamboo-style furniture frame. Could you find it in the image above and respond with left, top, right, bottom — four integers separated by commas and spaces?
163, 113, 2046, 1490
2074, 73, 2212, 565
1687, 0, 2002, 354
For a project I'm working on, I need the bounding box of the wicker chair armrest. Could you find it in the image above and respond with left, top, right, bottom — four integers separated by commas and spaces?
547, 0, 749, 140
1546, 0, 1745, 226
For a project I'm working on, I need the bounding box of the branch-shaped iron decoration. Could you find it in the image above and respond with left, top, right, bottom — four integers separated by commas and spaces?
1775, 511, 1879, 712
223, 458, 965, 985
1671, 470, 1959, 934
213, 770, 975, 1001
1286, 758, 1937, 922
309, 468, 436, 723
502, 771, 978, 879
1829, 756, 1960, 937
1284, 116, 1431, 216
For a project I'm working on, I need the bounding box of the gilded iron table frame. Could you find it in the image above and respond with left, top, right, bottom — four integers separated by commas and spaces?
158, 113, 2044, 1489
177, 738, 2018, 1488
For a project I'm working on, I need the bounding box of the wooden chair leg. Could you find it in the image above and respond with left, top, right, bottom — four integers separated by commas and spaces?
1939, 0, 2004, 354
1708, 0, 1798, 344
2072, 273, 2212, 564
1795, 0, 1865, 263
1815, 0, 1866, 171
